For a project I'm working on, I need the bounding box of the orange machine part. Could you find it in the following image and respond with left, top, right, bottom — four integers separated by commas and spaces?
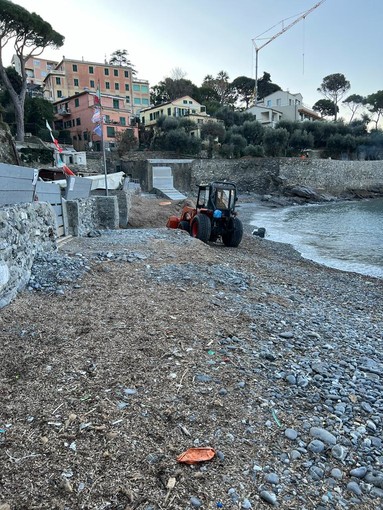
166, 216, 180, 229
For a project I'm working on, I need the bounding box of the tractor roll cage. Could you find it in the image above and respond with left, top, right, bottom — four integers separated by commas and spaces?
196, 181, 237, 211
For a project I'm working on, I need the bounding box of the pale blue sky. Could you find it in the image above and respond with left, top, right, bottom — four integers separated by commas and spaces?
4, 0, 383, 120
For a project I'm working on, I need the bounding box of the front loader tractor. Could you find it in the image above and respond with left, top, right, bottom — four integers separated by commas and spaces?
166, 181, 243, 247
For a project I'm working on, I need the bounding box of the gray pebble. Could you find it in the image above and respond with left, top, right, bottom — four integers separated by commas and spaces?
241, 499, 252, 509
259, 490, 277, 506
190, 496, 202, 507
308, 439, 325, 453
264, 473, 279, 484
285, 428, 298, 440
350, 466, 367, 478
310, 427, 337, 445
331, 444, 347, 460
347, 481, 362, 496
331, 468, 343, 480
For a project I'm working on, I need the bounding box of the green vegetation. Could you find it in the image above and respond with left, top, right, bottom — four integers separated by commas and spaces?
0, 0, 64, 141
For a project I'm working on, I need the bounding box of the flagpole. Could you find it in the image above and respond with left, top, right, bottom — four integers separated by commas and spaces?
98, 82, 109, 197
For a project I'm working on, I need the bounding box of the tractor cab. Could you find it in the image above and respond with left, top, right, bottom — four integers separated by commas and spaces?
197, 181, 237, 213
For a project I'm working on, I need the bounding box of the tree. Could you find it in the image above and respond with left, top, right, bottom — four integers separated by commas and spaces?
257, 72, 281, 100
116, 128, 138, 156
342, 94, 365, 124
317, 73, 350, 121
202, 71, 235, 106
263, 127, 289, 156
150, 83, 169, 105
109, 49, 136, 73
0, 0, 64, 141
365, 91, 383, 130
313, 99, 338, 118
201, 121, 225, 158
231, 76, 255, 108
24, 96, 55, 137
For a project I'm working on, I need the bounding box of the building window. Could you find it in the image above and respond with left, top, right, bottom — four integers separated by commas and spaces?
84, 131, 88, 141
75, 98, 80, 107
104, 68, 109, 76
74, 78, 79, 87
142, 98, 149, 106
149, 113, 153, 121
141, 85, 149, 93
167, 107, 171, 116
276, 99, 281, 106
183, 100, 188, 104
120, 117, 126, 126
90, 80, 95, 88
73, 64, 78, 72
106, 126, 115, 137
89, 66, 94, 74
57, 90, 62, 98
124, 70, 129, 78
189, 100, 193, 104
78, 134, 82, 140
141, 117, 145, 124
114, 69, 118, 77
133, 84, 140, 92
105, 81, 110, 89
267, 100, 272, 107
76, 118, 81, 126
72, 119, 75, 127
113, 99, 119, 108
125, 83, 130, 91
134, 98, 141, 105
73, 135, 77, 140
115, 83, 119, 91
56, 77, 61, 85
126, 96, 130, 103
34, 60, 40, 66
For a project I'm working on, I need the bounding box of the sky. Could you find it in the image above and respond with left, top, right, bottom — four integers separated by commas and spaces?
3, 0, 383, 120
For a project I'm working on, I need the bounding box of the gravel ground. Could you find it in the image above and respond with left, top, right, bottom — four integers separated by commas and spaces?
0, 198, 382, 510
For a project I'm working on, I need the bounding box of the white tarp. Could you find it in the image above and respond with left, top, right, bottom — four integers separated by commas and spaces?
51, 172, 125, 190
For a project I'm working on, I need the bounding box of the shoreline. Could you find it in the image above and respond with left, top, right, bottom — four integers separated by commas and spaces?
236, 196, 383, 281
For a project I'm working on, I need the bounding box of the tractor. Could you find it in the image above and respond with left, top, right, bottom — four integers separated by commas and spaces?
166, 181, 243, 247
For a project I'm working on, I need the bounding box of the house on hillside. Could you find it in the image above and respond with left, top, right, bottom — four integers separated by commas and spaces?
249, 90, 321, 122
245, 104, 283, 127
140, 96, 219, 137
53, 91, 138, 151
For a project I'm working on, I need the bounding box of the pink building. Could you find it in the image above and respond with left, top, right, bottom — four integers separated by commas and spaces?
53, 91, 138, 151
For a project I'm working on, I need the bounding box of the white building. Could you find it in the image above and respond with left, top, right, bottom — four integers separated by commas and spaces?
256, 90, 321, 122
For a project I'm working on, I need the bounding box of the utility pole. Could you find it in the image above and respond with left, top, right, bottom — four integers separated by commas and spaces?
252, 0, 325, 105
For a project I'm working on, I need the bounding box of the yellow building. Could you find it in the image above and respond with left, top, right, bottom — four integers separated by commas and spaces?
140, 96, 209, 129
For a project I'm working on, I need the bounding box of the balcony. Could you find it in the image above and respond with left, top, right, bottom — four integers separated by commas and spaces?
58, 108, 71, 116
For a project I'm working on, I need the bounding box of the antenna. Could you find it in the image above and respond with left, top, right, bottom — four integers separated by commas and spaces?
251, 0, 325, 105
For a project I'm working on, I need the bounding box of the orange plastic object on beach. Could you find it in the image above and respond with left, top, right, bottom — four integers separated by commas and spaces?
176, 447, 216, 465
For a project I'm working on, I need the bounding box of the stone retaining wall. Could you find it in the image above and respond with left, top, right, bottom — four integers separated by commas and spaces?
0, 202, 57, 308
122, 157, 383, 196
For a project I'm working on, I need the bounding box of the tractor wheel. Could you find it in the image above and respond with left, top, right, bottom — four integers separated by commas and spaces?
191, 214, 211, 243
222, 217, 243, 247
178, 220, 190, 232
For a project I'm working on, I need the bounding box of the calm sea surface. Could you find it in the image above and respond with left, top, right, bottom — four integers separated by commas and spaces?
249, 198, 383, 279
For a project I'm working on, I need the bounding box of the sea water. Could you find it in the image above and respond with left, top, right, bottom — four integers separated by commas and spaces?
249, 198, 383, 279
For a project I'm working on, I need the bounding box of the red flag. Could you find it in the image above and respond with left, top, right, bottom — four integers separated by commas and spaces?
62, 164, 75, 177
53, 138, 63, 153
93, 86, 101, 105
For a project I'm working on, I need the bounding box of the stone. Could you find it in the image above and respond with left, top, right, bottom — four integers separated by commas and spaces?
310, 427, 337, 445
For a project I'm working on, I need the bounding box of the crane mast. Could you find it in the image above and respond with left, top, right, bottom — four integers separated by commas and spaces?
252, 0, 325, 105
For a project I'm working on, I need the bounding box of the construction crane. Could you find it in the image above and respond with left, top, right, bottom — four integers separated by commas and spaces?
252, 0, 326, 105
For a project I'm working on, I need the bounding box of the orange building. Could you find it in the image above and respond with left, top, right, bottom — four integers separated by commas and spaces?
53, 91, 138, 152
44, 57, 150, 116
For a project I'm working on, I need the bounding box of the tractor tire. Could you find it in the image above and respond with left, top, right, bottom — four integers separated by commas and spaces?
178, 220, 190, 232
222, 217, 243, 247
191, 214, 211, 243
